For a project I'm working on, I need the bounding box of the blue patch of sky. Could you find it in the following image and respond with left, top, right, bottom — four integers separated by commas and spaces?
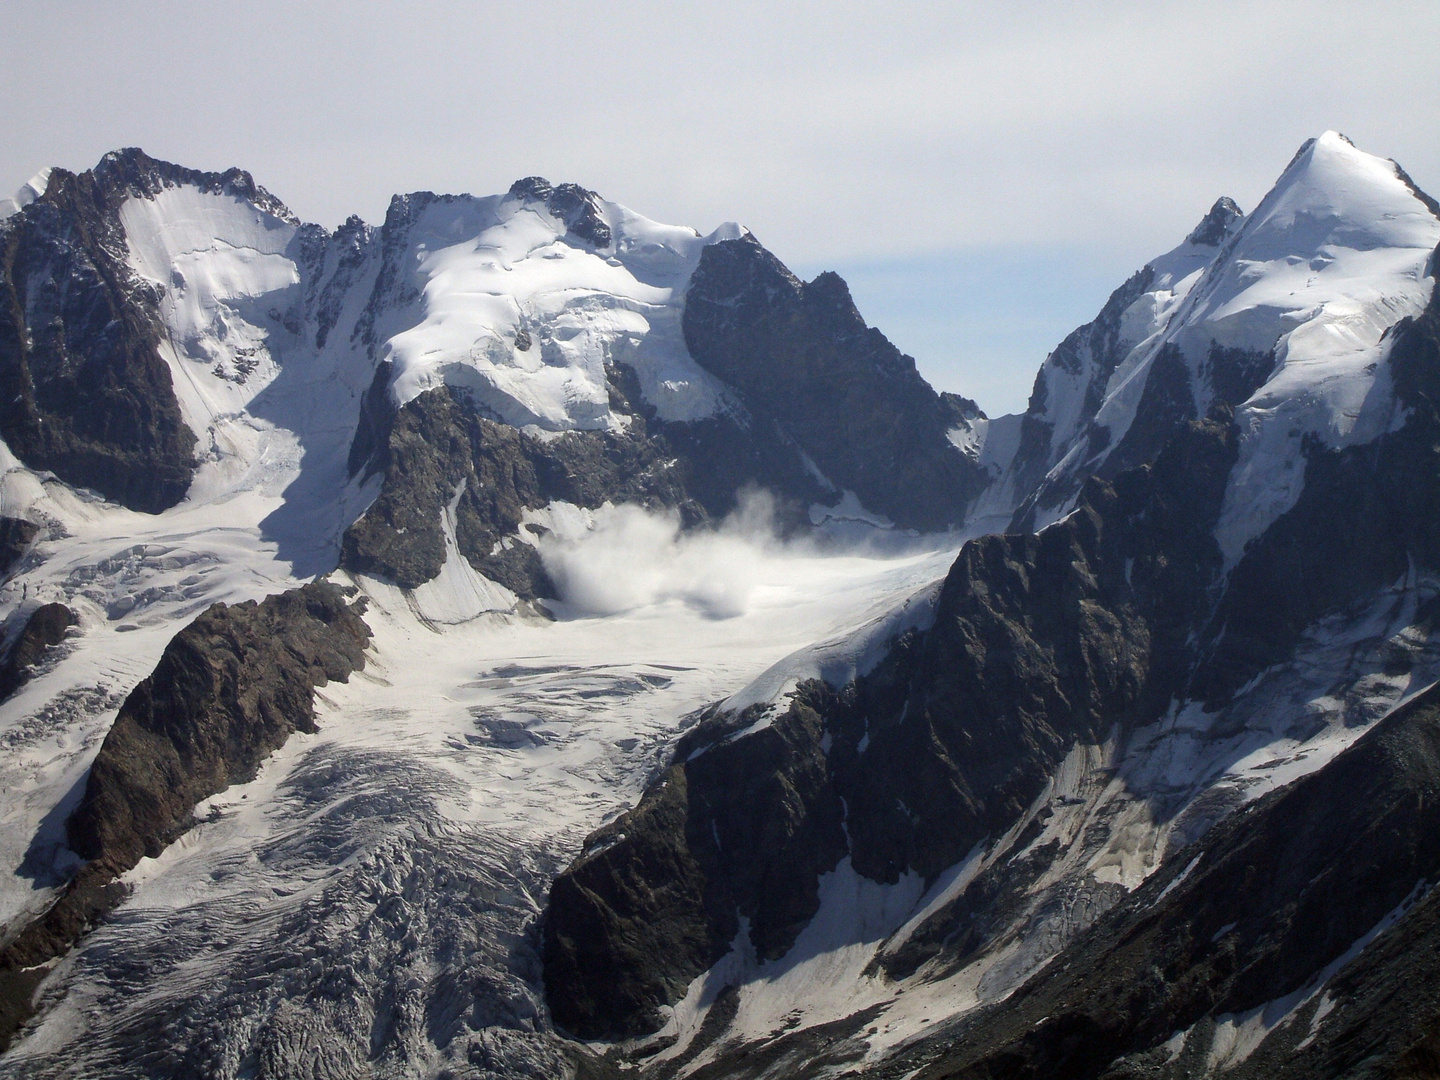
793, 246, 1140, 418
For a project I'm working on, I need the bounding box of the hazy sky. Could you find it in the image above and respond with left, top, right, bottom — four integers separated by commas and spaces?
4, 1, 1437, 414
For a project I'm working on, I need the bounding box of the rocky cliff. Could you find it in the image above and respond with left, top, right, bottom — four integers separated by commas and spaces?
544, 410, 1239, 1039
683, 235, 988, 531
0, 582, 370, 1052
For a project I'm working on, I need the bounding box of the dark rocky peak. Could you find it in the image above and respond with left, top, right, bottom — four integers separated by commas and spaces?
683, 234, 988, 530
549, 183, 612, 248
380, 189, 441, 232
507, 175, 554, 202
689, 229, 804, 301
0, 153, 199, 513
1185, 195, 1244, 247
941, 390, 986, 425
82, 146, 298, 223
507, 175, 612, 248
332, 212, 373, 246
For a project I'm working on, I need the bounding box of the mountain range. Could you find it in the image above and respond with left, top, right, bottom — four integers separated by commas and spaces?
0, 130, 1438, 1079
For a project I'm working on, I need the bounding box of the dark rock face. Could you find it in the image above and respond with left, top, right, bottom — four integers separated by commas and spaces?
682, 235, 988, 531
0, 149, 243, 512
0, 602, 77, 700
1196, 247, 1440, 706
342, 385, 559, 597
1199, 341, 1275, 412
545, 702, 848, 1039
0, 581, 370, 1052
508, 176, 613, 248
543, 416, 1239, 1040
0, 517, 39, 580
1229, 855, 1440, 1080
1096, 343, 1197, 480
342, 372, 830, 600
1186, 196, 1244, 247
870, 680, 1440, 1080
68, 582, 370, 867
310, 213, 374, 351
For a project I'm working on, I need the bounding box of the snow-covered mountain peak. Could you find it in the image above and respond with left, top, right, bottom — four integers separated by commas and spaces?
504, 175, 614, 249
1004, 132, 1439, 546
1206, 130, 1434, 281
373, 180, 743, 430
94, 147, 299, 225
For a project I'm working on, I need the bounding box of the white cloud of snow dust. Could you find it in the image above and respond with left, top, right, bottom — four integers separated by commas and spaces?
536, 491, 794, 620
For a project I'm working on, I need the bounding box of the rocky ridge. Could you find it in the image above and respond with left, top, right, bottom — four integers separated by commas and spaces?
0, 151, 205, 512
0, 582, 370, 1053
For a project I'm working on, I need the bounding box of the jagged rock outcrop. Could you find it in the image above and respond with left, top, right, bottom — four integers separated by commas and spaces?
543, 413, 1239, 1039
868, 678, 1440, 1080
508, 176, 613, 248
0, 603, 76, 701
0, 518, 38, 580
682, 234, 989, 530
67, 582, 370, 865
0, 150, 246, 512
342, 374, 830, 600
0, 582, 369, 1052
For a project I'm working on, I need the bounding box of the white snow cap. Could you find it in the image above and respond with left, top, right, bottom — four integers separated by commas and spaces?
376, 183, 746, 430
0, 167, 53, 220
1196, 131, 1440, 562
1027, 131, 1439, 557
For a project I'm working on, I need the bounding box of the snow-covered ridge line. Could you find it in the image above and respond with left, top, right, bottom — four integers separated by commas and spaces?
369, 181, 746, 429
1002, 132, 1440, 557
112, 160, 753, 478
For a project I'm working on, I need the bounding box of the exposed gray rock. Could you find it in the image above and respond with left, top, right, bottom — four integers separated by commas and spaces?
0, 603, 77, 701
342, 368, 831, 600
867, 678, 1440, 1080
543, 414, 1239, 1040
0, 149, 274, 512
67, 582, 371, 867
682, 234, 988, 531
0, 582, 370, 1053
